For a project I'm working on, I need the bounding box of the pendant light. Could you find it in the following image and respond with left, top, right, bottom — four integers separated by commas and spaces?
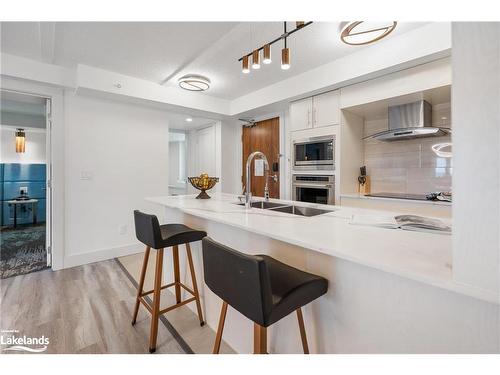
15, 128, 26, 153
281, 23, 290, 70
281, 47, 290, 70
252, 50, 260, 69
263, 44, 272, 64
242, 55, 250, 73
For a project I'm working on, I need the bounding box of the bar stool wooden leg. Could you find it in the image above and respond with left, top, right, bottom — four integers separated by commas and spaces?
132, 246, 150, 325
172, 245, 181, 304
296, 308, 309, 354
213, 301, 228, 354
253, 323, 267, 354
149, 248, 164, 353
185, 243, 205, 326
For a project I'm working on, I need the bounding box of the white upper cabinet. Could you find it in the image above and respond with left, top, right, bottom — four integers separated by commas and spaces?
290, 97, 313, 131
312, 90, 340, 128
290, 90, 340, 132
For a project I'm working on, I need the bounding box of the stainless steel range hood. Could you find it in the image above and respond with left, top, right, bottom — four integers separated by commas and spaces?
366, 100, 450, 141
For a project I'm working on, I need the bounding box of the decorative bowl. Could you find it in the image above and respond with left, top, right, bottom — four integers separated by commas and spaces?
188, 174, 219, 199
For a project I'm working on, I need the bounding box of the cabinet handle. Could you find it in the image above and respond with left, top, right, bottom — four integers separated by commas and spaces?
313, 108, 317, 126
307, 109, 311, 127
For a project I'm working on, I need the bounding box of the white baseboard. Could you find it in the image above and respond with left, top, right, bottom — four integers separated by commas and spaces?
63, 243, 144, 269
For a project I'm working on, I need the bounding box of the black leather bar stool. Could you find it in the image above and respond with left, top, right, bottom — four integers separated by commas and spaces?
202, 237, 328, 354
132, 210, 207, 353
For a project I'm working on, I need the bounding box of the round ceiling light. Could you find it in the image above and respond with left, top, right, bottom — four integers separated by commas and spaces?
178, 75, 211, 91
341, 21, 397, 46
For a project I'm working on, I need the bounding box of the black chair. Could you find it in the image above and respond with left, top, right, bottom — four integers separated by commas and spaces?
132, 210, 207, 353
202, 237, 328, 354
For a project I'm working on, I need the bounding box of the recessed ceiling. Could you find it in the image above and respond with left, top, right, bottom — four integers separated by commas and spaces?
1, 21, 428, 100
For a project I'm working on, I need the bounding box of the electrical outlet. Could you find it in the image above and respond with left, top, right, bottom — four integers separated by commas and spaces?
19, 186, 28, 195
119, 225, 127, 235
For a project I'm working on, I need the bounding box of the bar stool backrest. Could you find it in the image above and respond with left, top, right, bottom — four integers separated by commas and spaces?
134, 210, 163, 249
202, 237, 273, 326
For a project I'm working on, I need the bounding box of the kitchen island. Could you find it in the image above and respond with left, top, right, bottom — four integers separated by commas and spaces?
147, 193, 499, 353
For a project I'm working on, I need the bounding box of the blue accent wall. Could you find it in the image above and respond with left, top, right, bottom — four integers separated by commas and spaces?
1, 163, 46, 226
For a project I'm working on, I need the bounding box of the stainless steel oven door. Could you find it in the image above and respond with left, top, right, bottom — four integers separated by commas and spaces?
292, 175, 335, 205
293, 135, 335, 171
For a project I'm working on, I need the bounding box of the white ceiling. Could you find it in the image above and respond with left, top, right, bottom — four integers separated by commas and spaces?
1, 21, 428, 101
165, 112, 215, 130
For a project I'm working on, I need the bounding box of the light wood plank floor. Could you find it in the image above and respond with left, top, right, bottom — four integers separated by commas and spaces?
117, 252, 235, 354
0, 259, 186, 354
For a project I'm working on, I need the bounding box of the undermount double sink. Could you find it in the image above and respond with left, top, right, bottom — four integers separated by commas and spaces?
236, 200, 332, 217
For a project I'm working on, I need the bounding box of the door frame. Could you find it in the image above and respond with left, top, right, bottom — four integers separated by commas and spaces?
0, 77, 65, 270
242, 112, 286, 199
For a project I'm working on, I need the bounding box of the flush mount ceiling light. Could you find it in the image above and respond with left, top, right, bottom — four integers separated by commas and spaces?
340, 21, 397, 45
15, 128, 26, 153
178, 75, 211, 91
185, 117, 193, 122
238, 22, 312, 74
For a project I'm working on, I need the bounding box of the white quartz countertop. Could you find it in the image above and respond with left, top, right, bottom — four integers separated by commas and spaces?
146, 193, 496, 304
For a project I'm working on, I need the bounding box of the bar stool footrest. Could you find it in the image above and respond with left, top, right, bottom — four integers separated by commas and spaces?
138, 281, 199, 316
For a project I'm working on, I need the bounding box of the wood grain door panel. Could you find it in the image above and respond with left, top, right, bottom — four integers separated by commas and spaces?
242, 117, 280, 198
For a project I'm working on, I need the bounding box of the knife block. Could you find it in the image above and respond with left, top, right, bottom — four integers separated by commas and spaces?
358, 176, 371, 195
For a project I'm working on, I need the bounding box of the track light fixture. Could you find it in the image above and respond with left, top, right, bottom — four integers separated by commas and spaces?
238, 21, 312, 74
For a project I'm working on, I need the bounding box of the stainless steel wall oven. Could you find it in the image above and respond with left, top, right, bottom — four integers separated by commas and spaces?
292, 174, 335, 205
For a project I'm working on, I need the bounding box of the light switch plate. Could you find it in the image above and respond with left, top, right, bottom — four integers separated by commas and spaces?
19, 186, 28, 195
80, 171, 93, 180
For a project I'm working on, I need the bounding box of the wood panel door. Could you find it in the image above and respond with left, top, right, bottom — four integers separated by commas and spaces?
242, 117, 280, 198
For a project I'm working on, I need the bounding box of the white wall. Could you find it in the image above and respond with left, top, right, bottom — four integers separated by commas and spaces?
452, 23, 500, 294
220, 120, 241, 194
0, 126, 46, 163
63, 92, 170, 267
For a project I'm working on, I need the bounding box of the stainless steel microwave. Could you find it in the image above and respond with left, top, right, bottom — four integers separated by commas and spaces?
293, 135, 335, 171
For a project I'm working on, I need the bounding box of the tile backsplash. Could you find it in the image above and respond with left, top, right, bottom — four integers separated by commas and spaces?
363, 103, 452, 194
